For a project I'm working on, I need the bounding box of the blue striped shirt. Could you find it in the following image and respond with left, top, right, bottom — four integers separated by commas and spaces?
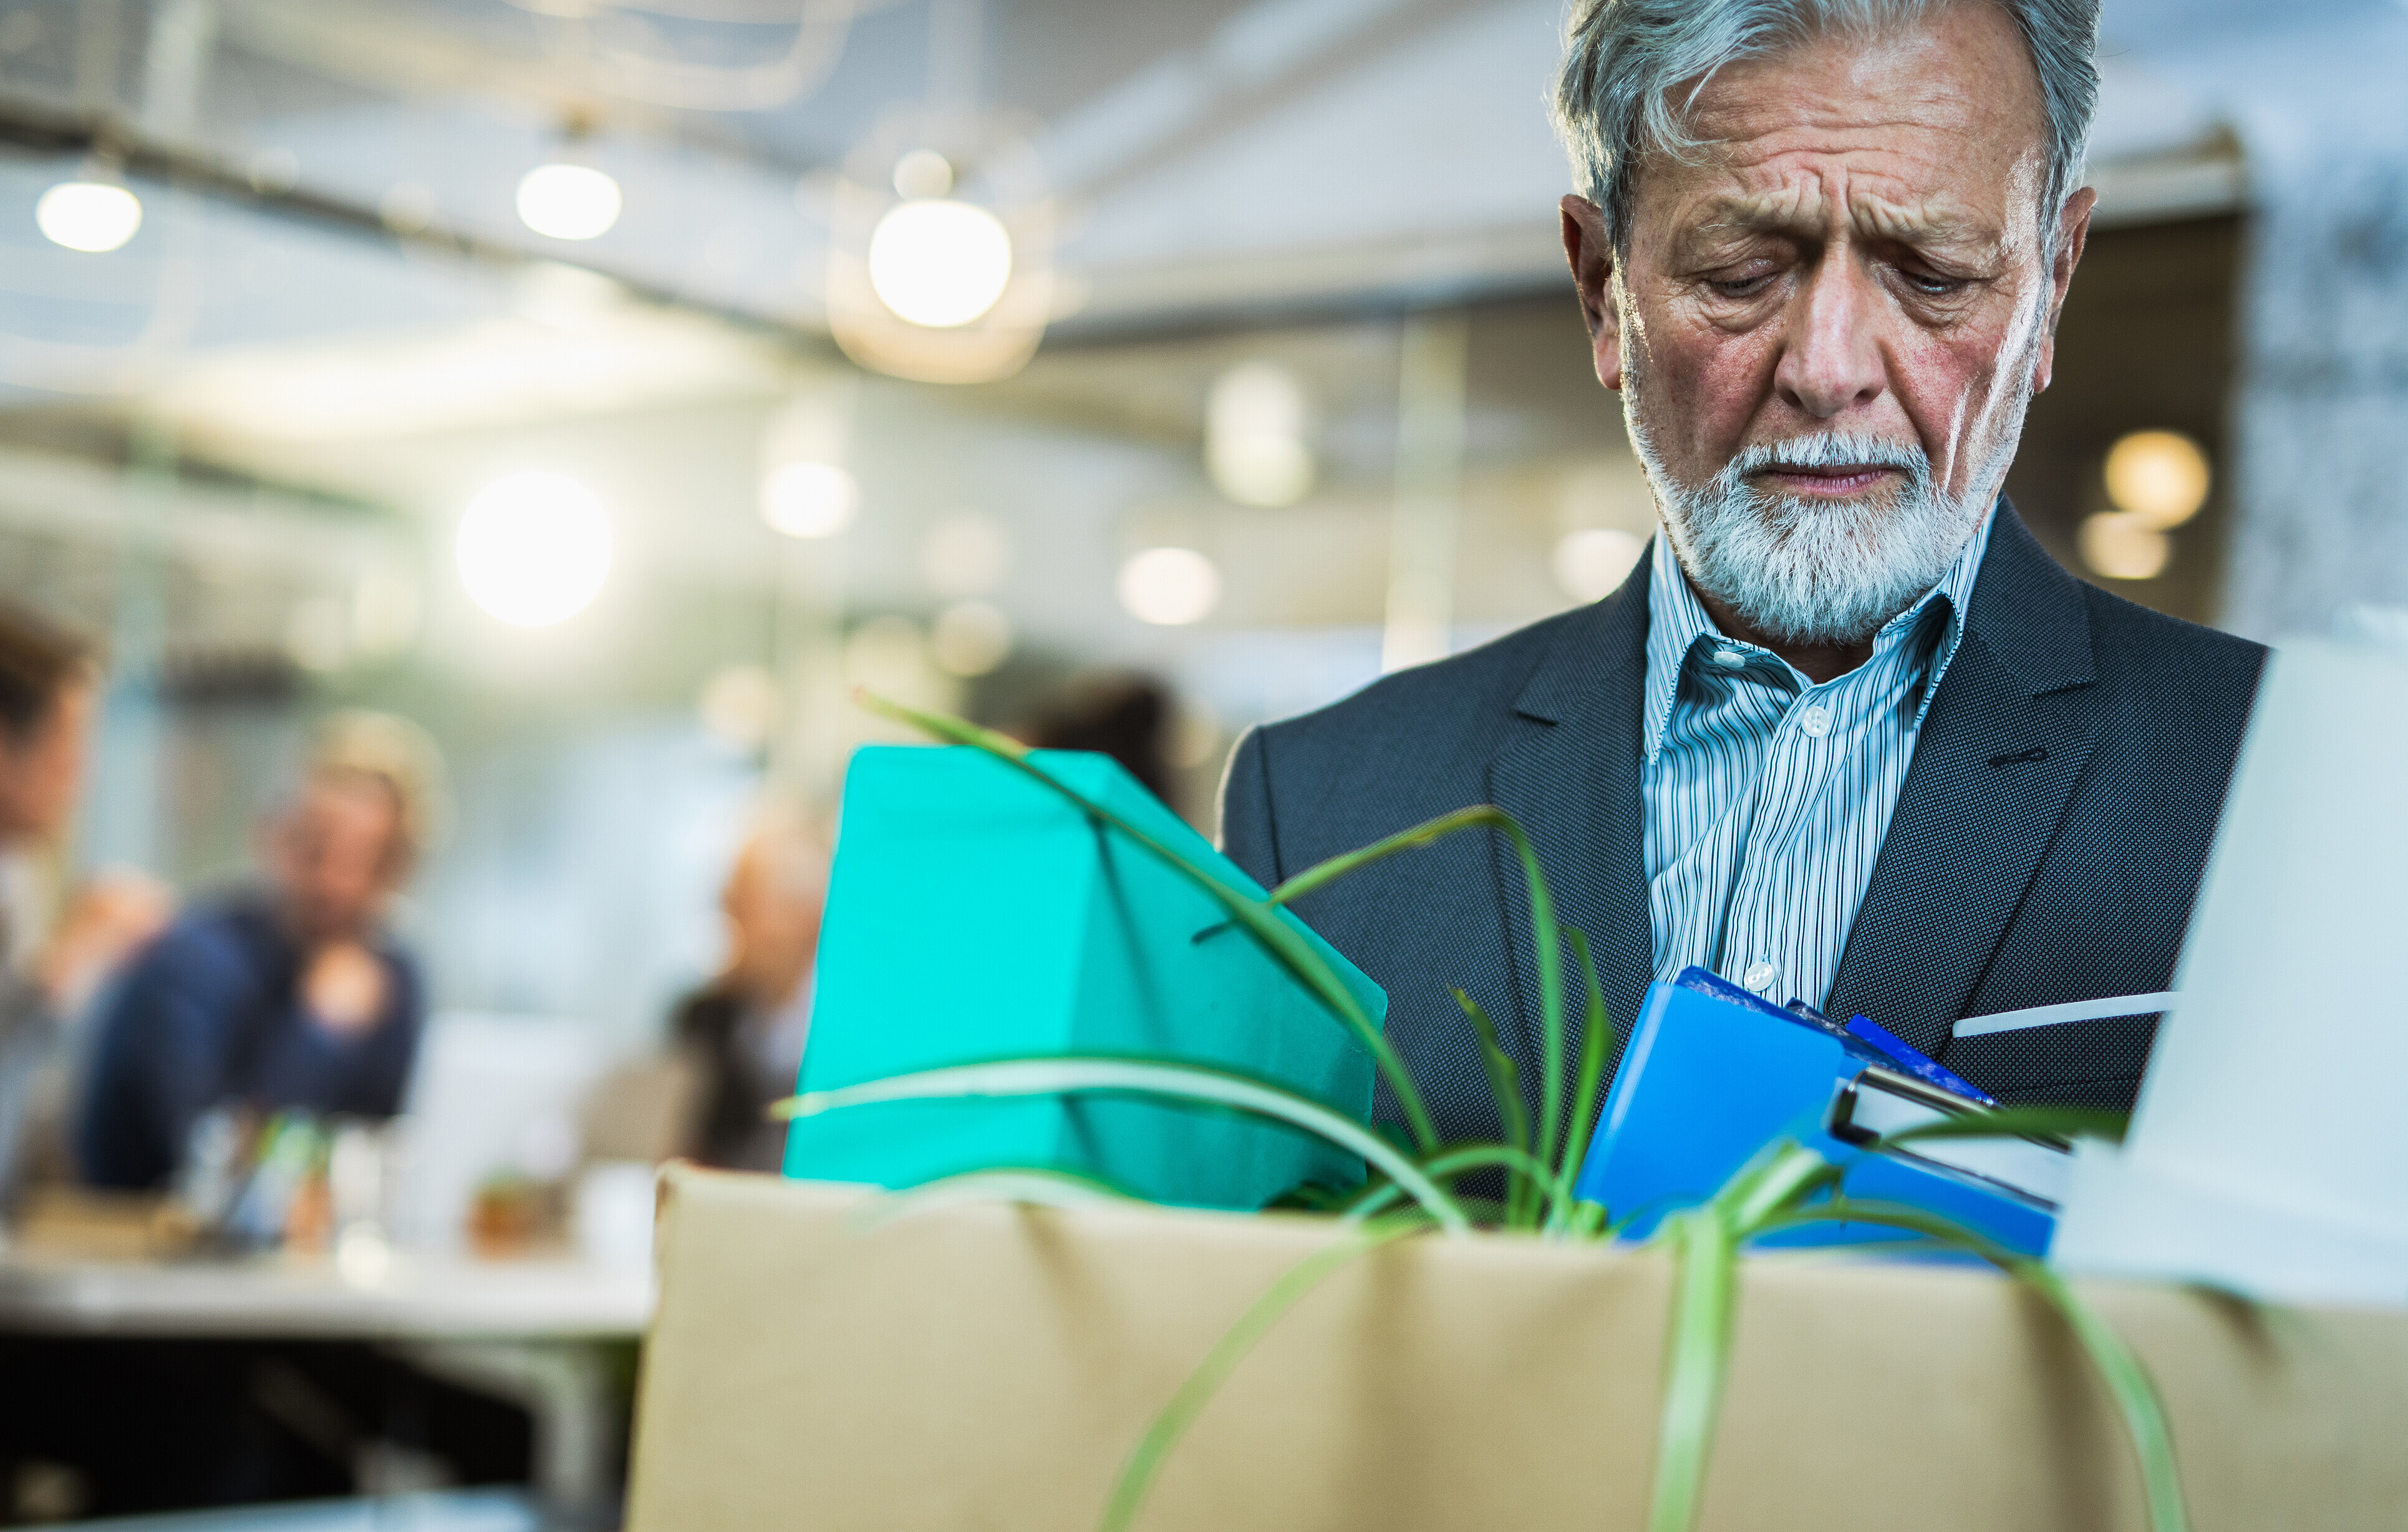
1640, 507, 1996, 1010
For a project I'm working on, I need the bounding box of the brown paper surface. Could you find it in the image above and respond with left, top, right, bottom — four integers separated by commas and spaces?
628, 1166, 2408, 1531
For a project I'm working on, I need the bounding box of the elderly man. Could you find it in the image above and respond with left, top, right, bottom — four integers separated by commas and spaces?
670, 812, 828, 1171
77, 712, 443, 1190
1220, 0, 2261, 1143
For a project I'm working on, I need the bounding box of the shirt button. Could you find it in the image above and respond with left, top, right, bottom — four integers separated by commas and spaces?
1741, 961, 1780, 995
1799, 704, 1832, 737
1713, 649, 1745, 667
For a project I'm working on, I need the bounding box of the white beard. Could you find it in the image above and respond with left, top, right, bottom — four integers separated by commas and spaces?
1628, 422, 2013, 647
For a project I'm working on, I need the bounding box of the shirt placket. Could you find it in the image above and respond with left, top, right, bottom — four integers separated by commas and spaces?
1718, 677, 1851, 1003
1693, 658, 1802, 982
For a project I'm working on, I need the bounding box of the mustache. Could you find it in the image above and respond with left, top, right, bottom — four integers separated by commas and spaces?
1722, 433, 1930, 481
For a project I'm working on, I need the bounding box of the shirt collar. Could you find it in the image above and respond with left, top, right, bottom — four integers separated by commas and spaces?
1641, 502, 1998, 762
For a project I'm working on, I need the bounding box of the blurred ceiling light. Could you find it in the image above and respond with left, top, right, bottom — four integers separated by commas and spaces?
892, 148, 954, 200
828, 115, 1053, 383
867, 199, 1012, 328
761, 460, 859, 538
2104, 430, 2210, 530
2079, 509, 2170, 581
1206, 362, 1314, 507
516, 163, 622, 241
456, 472, 613, 627
931, 600, 1013, 677
1552, 527, 1645, 603
1118, 546, 1221, 627
698, 664, 779, 751
36, 182, 142, 253
920, 513, 1011, 596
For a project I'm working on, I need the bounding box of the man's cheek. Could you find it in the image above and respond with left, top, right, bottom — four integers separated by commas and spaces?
1681, 332, 1777, 429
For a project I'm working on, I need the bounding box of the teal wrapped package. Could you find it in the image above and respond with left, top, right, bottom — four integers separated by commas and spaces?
782, 744, 1385, 1210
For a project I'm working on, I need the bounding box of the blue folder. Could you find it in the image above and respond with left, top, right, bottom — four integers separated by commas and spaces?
1573, 968, 2060, 1257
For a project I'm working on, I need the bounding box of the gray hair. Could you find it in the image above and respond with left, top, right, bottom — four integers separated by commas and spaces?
1553, 0, 2099, 254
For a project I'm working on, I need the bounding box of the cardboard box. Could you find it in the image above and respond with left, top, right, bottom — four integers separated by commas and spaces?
784, 745, 1382, 1210
629, 1166, 2408, 1531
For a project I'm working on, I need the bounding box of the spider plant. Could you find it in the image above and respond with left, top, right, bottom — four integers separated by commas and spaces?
770, 692, 2188, 1532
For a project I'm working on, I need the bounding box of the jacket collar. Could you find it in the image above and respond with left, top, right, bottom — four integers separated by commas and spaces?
1490, 553, 1658, 1087
1958, 498, 2096, 696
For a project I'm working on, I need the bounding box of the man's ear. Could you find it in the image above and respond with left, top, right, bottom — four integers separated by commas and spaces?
1560, 195, 1623, 392
2032, 185, 2095, 395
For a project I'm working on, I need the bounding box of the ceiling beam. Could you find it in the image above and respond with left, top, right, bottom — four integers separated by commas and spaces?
0, 92, 836, 358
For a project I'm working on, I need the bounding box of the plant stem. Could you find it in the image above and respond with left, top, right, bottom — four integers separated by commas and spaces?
1265, 804, 1566, 1185
1452, 989, 1537, 1228
1758, 1198, 2190, 1532
1648, 1208, 1738, 1532
1098, 1213, 1433, 1532
1337, 1143, 1560, 1225
775, 1055, 1474, 1236
1551, 928, 1613, 1228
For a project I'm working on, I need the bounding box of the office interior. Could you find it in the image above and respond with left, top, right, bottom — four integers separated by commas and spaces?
0, 0, 2387, 1526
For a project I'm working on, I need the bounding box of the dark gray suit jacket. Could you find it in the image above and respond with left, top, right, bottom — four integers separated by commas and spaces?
1219, 505, 2265, 1144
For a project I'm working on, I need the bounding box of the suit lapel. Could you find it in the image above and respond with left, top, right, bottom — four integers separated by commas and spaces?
1825, 505, 2101, 1057
1486, 562, 1656, 1100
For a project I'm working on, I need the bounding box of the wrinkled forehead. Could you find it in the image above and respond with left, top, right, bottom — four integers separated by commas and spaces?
1630, 5, 2053, 253
1671, 178, 2028, 268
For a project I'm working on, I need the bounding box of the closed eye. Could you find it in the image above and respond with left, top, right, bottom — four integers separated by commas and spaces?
1898, 265, 1971, 297
1709, 273, 1776, 298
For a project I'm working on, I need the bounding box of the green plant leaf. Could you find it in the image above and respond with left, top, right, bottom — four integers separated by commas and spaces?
1259, 804, 1511, 908
1753, 1198, 2188, 1532
1552, 926, 1613, 1226
1648, 1207, 1739, 1532
1876, 1104, 2130, 1148
1567, 1198, 1611, 1240
1642, 1140, 1842, 1532
1452, 989, 1536, 1227
856, 690, 1442, 1155
1451, 989, 1529, 1157
773, 1054, 1472, 1236
1098, 1211, 1434, 1532
846, 1166, 1142, 1234
1260, 803, 1566, 1174
1337, 1143, 1561, 1226
1715, 1139, 1843, 1234
2013, 1261, 2188, 1532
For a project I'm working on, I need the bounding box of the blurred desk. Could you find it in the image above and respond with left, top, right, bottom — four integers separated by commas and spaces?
0, 1249, 650, 1339
0, 1249, 652, 1513
49, 1488, 544, 1531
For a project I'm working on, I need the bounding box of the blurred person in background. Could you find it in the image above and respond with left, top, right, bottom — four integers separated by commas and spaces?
0, 604, 172, 1206
75, 711, 443, 1191
1026, 672, 1173, 803
669, 810, 828, 1171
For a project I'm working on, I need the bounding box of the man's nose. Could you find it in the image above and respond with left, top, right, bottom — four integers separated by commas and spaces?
1772, 255, 1887, 419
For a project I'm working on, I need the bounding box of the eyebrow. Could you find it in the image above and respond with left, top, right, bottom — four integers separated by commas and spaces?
1686, 188, 1988, 247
